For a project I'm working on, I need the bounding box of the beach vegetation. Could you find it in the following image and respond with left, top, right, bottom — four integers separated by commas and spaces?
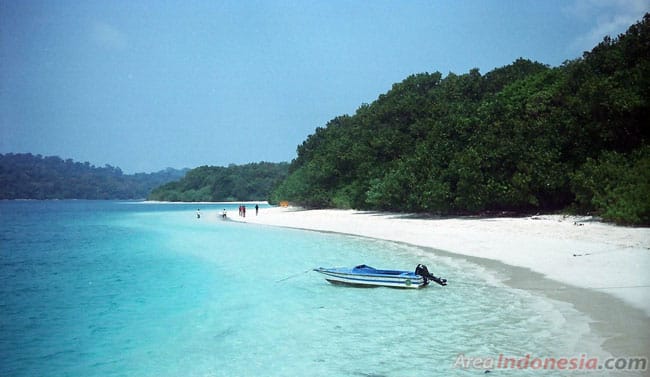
148, 162, 289, 202
570, 146, 650, 225
271, 14, 650, 225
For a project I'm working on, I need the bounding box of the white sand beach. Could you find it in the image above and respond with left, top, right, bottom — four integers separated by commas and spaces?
228, 206, 650, 359
230, 207, 650, 317
227, 206, 650, 362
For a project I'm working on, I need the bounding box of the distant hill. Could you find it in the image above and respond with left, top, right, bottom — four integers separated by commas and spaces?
148, 162, 289, 202
0, 153, 188, 199
271, 14, 650, 225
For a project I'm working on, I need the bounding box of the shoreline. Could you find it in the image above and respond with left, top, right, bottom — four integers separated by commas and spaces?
227, 207, 650, 359
430, 245, 649, 359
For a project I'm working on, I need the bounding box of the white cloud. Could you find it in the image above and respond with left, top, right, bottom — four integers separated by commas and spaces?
566, 0, 649, 53
91, 21, 128, 51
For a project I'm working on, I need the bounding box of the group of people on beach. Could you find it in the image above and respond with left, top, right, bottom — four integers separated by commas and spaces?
196, 205, 259, 220
238, 204, 259, 217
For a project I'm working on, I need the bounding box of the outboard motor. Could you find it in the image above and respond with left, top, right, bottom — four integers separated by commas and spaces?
415, 264, 447, 286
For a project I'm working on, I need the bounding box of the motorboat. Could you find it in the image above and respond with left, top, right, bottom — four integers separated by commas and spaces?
313, 264, 447, 288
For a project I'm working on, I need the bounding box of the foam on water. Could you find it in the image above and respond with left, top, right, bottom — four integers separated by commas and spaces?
0, 201, 609, 376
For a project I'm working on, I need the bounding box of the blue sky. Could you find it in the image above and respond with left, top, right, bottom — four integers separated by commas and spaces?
1, 0, 648, 173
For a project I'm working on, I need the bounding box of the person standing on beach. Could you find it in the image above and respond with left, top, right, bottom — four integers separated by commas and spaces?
242, 205, 246, 218
255, 204, 259, 216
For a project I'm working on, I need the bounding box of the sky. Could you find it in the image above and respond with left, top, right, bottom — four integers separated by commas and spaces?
1, 0, 648, 173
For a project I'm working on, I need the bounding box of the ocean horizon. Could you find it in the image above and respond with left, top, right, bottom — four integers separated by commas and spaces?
0, 200, 608, 376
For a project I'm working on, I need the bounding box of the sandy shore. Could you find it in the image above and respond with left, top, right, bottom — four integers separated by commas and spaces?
232, 207, 650, 314
229, 206, 650, 358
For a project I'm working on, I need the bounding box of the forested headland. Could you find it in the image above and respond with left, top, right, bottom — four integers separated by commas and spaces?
0, 153, 187, 200
271, 15, 650, 225
148, 162, 289, 202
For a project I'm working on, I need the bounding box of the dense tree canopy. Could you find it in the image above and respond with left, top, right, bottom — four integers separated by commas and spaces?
272, 15, 650, 225
0, 153, 187, 199
148, 162, 289, 202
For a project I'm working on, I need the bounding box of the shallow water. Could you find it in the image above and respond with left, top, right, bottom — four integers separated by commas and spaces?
0, 201, 608, 376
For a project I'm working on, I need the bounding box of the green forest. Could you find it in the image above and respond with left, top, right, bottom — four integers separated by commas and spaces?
148, 162, 289, 202
0, 153, 187, 200
270, 15, 650, 225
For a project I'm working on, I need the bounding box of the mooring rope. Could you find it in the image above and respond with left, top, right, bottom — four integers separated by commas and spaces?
276, 269, 312, 283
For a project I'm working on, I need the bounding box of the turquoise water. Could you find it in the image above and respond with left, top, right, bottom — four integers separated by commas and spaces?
1, 201, 605, 376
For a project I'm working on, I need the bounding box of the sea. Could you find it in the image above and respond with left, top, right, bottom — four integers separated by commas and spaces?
0, 200, 608, 376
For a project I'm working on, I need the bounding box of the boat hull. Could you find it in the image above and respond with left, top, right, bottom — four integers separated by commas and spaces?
314, 266, 427, 289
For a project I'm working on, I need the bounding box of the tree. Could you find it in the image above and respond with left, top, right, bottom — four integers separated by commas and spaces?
271, 14, 650, 224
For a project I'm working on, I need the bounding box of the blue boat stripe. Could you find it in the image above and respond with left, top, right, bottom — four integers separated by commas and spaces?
317, 271, 424, 286
316, 270, 421, 280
